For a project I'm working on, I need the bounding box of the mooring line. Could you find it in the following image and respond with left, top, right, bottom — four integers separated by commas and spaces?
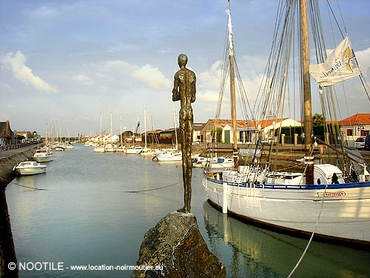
287, 147, 327, 277
123, 168, 204, 194
124, 180, 182, 193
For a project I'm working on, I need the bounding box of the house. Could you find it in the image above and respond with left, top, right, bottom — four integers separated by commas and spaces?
0, 120, 14, 146
339, 113, 370, 145
193, 123, 205, 143
201, 118, 302, 144
158, 128, 177, 145
142, 130, 161, 145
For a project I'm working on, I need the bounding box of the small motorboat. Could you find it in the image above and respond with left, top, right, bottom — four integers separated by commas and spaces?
33, 147, 54, 162
13, 161, 47, 176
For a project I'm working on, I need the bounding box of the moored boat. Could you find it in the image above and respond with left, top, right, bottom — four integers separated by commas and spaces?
154, 150, 182, 162
94, 145, 105, 153
33, 147, 54, 162
125, 145, 144, 154
193, 156, 233, 169
105, 143, 117, 152
64, 143, 74, 149
54, 145, 65, 151
13, 161, 47, 176
202, 0, 370, 246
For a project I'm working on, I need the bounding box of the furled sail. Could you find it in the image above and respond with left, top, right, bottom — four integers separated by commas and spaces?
309, 37, 360, 86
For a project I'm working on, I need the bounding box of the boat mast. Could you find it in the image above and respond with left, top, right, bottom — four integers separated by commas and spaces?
99, 111, 102, 145
227, 0, 238, 170
110, 111, 113, 145
45, 119, 48, 145
300, 0, 314, 184
144, 107, 147, 149
120, 113, 123, 147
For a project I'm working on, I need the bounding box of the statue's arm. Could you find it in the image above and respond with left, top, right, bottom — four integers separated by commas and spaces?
191, 74, 196, 103
172, 74, 180, 102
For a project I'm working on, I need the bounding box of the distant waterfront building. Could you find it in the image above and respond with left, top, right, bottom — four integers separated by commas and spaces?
16, 130, 41, 143
0, 120, 14, 146
201, 118, 302, 144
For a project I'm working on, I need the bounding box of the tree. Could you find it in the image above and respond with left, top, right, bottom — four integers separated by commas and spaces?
312, 113, 325, 126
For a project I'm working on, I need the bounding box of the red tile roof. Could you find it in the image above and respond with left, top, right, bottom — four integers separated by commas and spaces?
339, 113, 370, 126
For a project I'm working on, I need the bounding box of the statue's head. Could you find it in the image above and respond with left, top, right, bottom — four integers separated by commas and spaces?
177, 54, 188, 68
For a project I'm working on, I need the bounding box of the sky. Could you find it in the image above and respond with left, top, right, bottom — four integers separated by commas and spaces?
1, 0, 369, 137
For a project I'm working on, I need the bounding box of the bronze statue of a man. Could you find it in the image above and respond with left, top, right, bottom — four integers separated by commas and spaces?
172, 54, 196, 213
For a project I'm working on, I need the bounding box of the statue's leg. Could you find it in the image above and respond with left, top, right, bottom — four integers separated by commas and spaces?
178, 118, 192, 213
178, 119, 187, 213
183, 119, 193, 213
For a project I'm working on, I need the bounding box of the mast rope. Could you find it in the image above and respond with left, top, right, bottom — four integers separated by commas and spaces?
215, 25, 230, 119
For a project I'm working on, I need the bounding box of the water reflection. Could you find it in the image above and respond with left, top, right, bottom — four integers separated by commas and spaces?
203, 201, 370, 277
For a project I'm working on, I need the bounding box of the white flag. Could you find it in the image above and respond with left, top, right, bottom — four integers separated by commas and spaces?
309, 37, 360, 86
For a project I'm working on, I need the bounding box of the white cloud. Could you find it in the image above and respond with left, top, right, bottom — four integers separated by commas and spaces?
2, 51, 59, 93
100, 60, 171, 90
198, 60, 223, 90
356, 47, 370, 77
73, 74, 94, 86
132, 64, 171, 90
198, 90, 222, 102
104, 60, 134, 71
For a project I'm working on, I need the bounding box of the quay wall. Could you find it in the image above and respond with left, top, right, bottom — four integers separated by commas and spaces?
0, 146, 38, 278
0, 146, 38, 182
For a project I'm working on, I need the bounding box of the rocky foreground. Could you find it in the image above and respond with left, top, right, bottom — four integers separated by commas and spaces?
132, 211, 226, 278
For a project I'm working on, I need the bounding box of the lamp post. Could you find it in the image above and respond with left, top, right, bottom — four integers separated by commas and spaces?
357, 124, 364, 136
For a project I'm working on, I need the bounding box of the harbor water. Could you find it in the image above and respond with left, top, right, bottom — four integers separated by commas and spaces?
6, 145, 370, 277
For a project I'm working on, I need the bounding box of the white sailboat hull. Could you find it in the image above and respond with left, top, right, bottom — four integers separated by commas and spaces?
193, 156, 234, 169
203, 174, 370, 245
125, 146, 144, 154
156, 152, 182, 162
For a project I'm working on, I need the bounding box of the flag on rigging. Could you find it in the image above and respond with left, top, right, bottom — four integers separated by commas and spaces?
309, 37, 360, 87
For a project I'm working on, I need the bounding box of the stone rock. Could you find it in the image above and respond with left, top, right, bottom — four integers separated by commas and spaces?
132, 211, 226, 278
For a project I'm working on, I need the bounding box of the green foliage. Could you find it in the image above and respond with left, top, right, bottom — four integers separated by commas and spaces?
277, 123, 341, 141
312, 113, 325, 126
210, 128, 223, 143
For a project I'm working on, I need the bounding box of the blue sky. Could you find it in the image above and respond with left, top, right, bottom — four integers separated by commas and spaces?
1, 0, 369, 137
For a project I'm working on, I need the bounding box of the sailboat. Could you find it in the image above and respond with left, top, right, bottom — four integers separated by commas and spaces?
105, 111, 117, 152
34, 120, 54, 162
94, 111, 106, 153
125, 120, 144, 154
203, 0, 370, 246
154, 108, 182, 162
140, 108, 156, 156
116, 113, 125, 152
